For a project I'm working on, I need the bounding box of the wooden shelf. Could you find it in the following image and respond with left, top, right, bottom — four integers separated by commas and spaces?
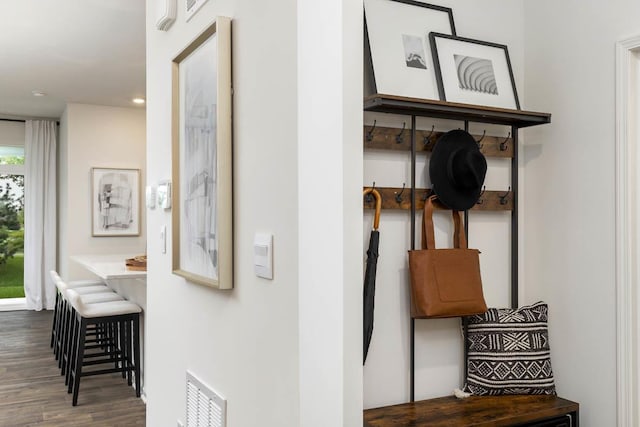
364, 94, 551, 128
364, 395, 579, 427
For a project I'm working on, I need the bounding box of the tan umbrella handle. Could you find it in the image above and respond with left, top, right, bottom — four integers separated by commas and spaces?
363, 188, 382, 230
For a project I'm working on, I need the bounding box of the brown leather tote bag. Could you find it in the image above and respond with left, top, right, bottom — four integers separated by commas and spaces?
408, 195, 487, 318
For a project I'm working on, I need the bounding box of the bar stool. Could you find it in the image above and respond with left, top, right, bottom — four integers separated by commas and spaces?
65, 288, 142, 406
56, 282, 125, 377
49, 270, 108, 353
62, 289, 128, 388
50, 273, 113, 365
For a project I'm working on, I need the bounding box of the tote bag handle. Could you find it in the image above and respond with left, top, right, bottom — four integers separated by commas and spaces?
421, 195, 467, 250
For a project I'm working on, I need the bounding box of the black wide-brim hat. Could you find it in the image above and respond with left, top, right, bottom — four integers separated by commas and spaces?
429, 129, 487, 211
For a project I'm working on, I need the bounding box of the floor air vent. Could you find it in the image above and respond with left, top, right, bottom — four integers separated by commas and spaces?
186, 371, 226, 427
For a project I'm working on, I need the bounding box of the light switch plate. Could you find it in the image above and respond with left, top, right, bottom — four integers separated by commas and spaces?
146, 186, 157, 209
157, 182, 171, 210
254, 233, 273, 280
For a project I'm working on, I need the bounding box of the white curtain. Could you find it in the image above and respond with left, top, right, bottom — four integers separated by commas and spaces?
24, 120, 57, 310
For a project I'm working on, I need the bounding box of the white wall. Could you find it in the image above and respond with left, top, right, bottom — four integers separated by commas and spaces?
522, 1, 640, 425
59, 103, 146, 279
146, 3, 298, 424
298, 0, 363, 425
145, 0, 362, 425
341, 0, 365, 424
0, 121, 25, 147
145, 2, 300, 426
363, 0, 525, 408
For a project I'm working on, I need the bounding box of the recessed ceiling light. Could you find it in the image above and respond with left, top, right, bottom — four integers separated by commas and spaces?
132, 98, 145, 104
32, 90, 47, 97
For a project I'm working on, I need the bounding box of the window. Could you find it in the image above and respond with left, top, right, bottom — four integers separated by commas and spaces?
0, 145, 25, 299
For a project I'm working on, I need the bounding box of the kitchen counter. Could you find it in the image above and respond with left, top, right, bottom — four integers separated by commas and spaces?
70, 254, 146, 280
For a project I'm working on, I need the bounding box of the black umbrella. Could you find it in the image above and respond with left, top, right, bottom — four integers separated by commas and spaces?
363, 188, 382, 364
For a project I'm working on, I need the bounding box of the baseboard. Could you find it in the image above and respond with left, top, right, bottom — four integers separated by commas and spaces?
132, 379, 147, 404
0, 298, 27, 311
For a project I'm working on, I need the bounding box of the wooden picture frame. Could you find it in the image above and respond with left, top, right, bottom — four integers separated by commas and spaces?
430, 33, 520, 110
364, 0, 456, 99
171, 17, 233, 289
91, 167, 140, 237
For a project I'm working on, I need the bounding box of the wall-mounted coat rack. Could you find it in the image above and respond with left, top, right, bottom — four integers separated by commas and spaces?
363, 186, 513, 211
363, 94, 551, 406
364, 124, 514, 158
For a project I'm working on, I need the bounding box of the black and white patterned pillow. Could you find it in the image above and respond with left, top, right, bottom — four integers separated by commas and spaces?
464, 301, 556, 395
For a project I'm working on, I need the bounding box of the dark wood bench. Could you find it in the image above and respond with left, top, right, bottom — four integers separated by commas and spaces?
364, 395, 579, 427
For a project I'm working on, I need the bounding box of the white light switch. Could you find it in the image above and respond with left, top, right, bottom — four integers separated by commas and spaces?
254, 233, 273, 279
161, 226, 167, 254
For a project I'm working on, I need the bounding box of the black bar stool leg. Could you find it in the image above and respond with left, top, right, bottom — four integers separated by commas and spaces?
133, 316, 141, 397
66, 313, 79, 388
72, 318, 88, 406
126, 319, 133, 386
119, 320, 127, 379
58, 305, 69, 369
51, 291, 59, 349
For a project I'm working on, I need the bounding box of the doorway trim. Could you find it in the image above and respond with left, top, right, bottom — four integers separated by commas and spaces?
615, 34, 640, 427
0, 144, 25, 309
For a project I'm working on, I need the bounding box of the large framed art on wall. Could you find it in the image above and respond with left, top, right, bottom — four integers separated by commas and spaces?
364, 0, 456, 100
171, 17, 233, 290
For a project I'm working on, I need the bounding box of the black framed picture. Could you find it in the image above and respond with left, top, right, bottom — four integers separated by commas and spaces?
364, 0, 456, 100
430, 32, 520, 109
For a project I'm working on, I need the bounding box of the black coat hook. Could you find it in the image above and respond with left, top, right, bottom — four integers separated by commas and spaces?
364, 181, 376, 203
476, 130, 486, 149
499, 187, 511, 205
366, 120, 377, 142
395, 183, 406, 203
499, 132, 511, 151
395, 122, 406, 144
476, 186, 487, 205
423, 125, 436, 146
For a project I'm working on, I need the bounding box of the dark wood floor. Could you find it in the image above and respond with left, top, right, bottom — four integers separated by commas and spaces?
0, 310, 146, 426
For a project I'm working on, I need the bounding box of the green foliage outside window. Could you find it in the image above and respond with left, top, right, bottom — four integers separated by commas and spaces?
0, 155, 25, 265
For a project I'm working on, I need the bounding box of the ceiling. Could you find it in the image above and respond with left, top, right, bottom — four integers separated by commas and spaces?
0, 0, 146, 119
